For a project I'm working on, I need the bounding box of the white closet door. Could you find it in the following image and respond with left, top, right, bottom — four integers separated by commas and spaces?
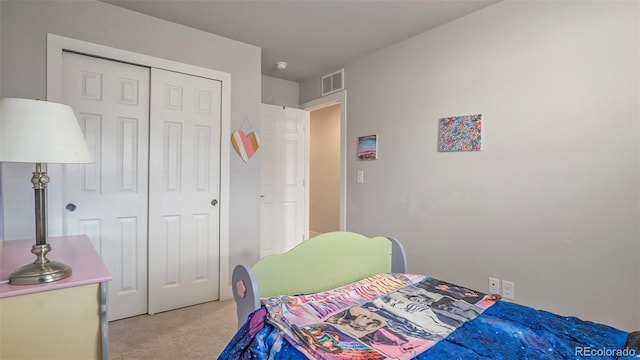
260, 104, 306, 258
148, 68, 221, 314
62, 52, 150, 321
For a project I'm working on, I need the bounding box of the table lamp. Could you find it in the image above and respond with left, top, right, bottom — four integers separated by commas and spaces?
0, 98, 92, 285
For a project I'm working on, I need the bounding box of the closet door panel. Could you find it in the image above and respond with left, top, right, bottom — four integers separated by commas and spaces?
62, 52, 150, 321
148, 68, 222, 314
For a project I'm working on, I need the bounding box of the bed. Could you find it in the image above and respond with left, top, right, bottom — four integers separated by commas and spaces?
220, 232, 639, 359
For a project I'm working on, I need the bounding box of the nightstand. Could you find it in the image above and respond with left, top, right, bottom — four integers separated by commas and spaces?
0, 235, 111, 359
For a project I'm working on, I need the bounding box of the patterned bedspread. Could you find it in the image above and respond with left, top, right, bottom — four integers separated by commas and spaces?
219, 274, 637, 360
262, 273, 497, 359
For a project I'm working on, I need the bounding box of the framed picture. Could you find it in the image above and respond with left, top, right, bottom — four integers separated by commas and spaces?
357, 134, 378, 160
438, 114, 482, 152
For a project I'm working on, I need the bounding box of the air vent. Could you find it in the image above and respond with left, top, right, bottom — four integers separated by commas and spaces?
321, 69, 344, 96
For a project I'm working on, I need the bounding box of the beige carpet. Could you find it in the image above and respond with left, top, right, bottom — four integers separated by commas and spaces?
109, 300, 238, 359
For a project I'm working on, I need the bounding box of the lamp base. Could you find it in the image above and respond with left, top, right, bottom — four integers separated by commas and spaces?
9, 244, 72, 285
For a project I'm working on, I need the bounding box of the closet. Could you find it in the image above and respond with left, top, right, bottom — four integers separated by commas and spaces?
59, 51, 222, 320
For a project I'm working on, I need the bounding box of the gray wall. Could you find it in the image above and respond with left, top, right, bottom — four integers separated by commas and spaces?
302, 1, 639, 330
0, 0, 262, 281
261, 75, 299, 108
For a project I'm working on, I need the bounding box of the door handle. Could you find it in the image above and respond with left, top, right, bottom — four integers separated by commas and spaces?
210, 199, 218, 206
65, 203, 77, 212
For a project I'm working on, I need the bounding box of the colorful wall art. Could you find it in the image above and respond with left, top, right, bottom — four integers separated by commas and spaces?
232, 129, 260, 161
438, 114, 482, 152
357, 135, 378, 160
232, 117, 260, 162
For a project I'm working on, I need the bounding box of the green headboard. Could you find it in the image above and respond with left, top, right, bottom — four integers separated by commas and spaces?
231, 231, 407, 327
254, 231, 393, 297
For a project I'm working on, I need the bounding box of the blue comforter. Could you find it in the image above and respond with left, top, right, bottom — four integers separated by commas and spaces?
220, 301, 638, 359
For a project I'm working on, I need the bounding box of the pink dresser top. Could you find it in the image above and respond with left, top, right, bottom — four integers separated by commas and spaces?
0, 235, 112, 298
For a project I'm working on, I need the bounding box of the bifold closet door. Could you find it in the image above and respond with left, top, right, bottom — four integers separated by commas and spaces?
62, 53, 223, 319
147, 68, 222, 314
62, 52, 150, 321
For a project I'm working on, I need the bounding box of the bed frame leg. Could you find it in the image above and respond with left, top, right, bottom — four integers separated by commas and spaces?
232, 264, 261, 328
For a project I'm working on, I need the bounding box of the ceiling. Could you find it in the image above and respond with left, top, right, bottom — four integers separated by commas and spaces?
102, 0, 498, 83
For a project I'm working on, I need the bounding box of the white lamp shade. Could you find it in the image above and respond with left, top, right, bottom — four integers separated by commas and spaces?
0, 98, 93, 164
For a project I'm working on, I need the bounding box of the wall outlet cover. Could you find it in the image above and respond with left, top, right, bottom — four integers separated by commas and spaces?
502, 280, 515, 300
488, 277, 500, 294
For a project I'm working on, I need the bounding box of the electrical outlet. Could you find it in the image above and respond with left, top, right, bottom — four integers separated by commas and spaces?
502, 280, 515, 300
488, 277, 500, 294
356, 170, 364, 183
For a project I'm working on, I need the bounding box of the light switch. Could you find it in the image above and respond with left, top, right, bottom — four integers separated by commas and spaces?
357, 170, 364, 183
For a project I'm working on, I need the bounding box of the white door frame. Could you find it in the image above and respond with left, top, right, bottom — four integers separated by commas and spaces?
45, 34, 233, 300
300, 90, 347, 231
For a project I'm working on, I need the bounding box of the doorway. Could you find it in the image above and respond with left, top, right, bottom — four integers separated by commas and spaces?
308, 104, 341, 237
301, 91, 347, 234
258, 92, 345, 256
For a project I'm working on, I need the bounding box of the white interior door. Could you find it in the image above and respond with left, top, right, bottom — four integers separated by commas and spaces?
61, 52, 150, 321
148, 68, 221, 314
260, 104, 306, 257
